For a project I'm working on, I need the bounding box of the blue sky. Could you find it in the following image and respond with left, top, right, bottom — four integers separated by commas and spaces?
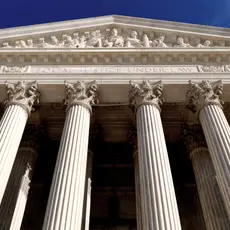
0, 0, 230, 29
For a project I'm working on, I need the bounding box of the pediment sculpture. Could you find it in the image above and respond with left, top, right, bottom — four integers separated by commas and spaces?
0, 27, 224, 49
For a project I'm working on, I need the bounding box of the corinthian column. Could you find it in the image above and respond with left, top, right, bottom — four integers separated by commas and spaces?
186, 80, 230, 217
0, 81, 39, 204
0, 126, 38, 230
42, 81, 98, 230
181, 124, 230, 230
129, 80, 181, 230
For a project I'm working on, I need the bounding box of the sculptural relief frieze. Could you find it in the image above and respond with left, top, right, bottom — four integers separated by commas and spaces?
0, 27, 227, 49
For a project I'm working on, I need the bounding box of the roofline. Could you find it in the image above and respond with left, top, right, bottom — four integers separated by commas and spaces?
0, 15, 230, 40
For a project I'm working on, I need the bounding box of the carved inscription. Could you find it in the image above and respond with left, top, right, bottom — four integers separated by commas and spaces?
1, 65, 230, 74
31, 66, 198, 74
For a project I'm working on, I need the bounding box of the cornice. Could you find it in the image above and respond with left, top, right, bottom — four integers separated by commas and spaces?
0, 15, 230, 39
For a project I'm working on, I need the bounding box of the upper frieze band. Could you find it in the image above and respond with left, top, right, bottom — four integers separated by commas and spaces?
0, 27, 229, 49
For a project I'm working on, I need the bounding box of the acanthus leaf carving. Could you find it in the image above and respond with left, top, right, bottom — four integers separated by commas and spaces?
181, 123, 207, 154
4, 80, 40, 114
0, 27, 225, 49
64, 80, 99, 112
186, 80, 224, 113
129, 80, 164, 111
198, 65, 225, 72
0, 66, 30, 73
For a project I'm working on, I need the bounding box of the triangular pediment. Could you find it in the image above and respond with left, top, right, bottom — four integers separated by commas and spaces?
0, 15, 230, 49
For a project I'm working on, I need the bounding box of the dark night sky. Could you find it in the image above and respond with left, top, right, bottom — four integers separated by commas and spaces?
0, 0, 230, 29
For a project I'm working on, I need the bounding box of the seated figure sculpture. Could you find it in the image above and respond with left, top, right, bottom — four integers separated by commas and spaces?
125, 31, 142, 48
86, 30, 103, 48
152, 36, 168, 48
62, 35, 76, 48
104, 28, 124, 47
174, 37, 192, 47
196, 40, 211, 48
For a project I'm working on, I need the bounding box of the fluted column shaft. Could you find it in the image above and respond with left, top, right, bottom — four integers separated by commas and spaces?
136, 104, 181, 229
43, 81, 98, 230
82, 151, 93, 230
186, 80, 230, 218
0, 145, 37, 230
191, 147, 230, 230
194, 190, 206, 230
43, 105, 90, 230
129, 80, 181, 230
199, 105, 230, 217
133, 152, 142, 230
0, 81, 39, 205
0, 105, 28, 204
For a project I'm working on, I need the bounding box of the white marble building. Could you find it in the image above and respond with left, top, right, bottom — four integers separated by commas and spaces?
0, 15, 230, 229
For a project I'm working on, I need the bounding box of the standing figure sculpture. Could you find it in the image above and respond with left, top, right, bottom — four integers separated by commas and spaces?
142, 34, 151, 47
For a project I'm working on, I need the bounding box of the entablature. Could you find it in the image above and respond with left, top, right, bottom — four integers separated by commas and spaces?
0, 48, 230, 65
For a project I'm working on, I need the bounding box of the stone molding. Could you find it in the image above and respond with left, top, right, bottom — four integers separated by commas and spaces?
129, 80, 164, 112
186, 80, 224, 113
1, 48, 230, 65
4, 80, 40, 114
181, 123, 207, 154
64, 81, 99, 113
2, 65, 230, 74
1, 15, 230, 41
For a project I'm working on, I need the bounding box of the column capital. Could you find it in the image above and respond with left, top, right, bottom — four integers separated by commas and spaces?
181, 123, 207, 155
4, 80, 40, 115
186, 80, 224, 114
64, 80, 99, 113
129, 80, 164, 112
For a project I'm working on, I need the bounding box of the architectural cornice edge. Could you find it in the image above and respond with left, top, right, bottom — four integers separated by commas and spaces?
0, 48, 230, 64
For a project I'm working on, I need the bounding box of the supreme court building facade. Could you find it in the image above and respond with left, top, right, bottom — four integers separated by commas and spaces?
1, 15, 230, 230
